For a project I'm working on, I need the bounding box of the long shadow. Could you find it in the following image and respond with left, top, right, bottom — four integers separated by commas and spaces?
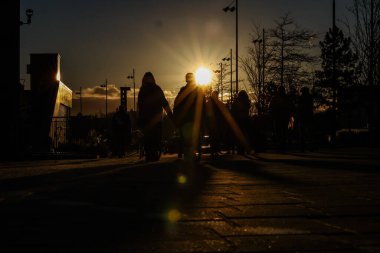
286, 150, 380, 161
253, 154, 380, 173
207, 156, 304, 186
0, 159, 212, 252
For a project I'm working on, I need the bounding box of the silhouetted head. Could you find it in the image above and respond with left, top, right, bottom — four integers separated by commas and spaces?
119, 105, 125, 112
211, 90, 219, 99
185, 73, 195, 85
237, 90, 249, 100
277, 85, 286, 95
300, 86, 310, 95
142, 72, 156, 86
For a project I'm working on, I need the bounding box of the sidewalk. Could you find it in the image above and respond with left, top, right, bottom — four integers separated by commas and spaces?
1, 150, 380, 252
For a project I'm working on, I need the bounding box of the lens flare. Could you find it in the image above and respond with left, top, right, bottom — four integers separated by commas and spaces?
167, 209, 181, 222
195, 67, 212, 86
177, 174, 187, 184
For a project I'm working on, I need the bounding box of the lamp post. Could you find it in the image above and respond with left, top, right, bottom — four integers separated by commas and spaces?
223, 0, 238, 96
100, 79, 108, 117
214, 64, 222, 100
75, 87, 82, 115
127, 69, 136, 111
253, 37, 263, 114
223, 49, 232, 104
253, 29, 266, 115
20, 9, 33, 26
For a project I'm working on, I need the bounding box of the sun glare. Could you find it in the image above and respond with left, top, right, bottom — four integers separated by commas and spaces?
195, 67, 212, 86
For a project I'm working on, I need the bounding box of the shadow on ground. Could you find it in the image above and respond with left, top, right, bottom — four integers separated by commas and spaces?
1, 159, 212, 252
253, 153, 380, 173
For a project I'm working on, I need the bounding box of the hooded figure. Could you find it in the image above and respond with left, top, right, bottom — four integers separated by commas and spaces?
137, 72, 173, 161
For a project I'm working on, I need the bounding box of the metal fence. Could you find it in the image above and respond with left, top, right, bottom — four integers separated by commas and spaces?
50, 117, 70, 150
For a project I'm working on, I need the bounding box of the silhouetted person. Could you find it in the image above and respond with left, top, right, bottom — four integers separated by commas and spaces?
173, 73, 206, 162
112, 105, 131, 157
205, 90, 225, 158
296, 86, 314, 151
269, 85, 293, 150
224, 101, 236, 154
137, 72, 173, 162
231, 90, 251, 155
250, 114, 267, 153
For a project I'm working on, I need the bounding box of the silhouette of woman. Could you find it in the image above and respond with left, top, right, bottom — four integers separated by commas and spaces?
269, 85, 293, 150
231, 90, 251, 154
137, 72, 173, 162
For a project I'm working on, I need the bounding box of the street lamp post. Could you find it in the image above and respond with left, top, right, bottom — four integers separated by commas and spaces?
20, 9, 34, 26
127, 69, 136, 111
223, 0, 238, 96
262, 29, 265, 98
75, 87, 82, 115
223, 50, 232, 104
101, 79, 108, 117
253, 29, 266, 115
214, 63, 223, 101
253, 37, 263, 114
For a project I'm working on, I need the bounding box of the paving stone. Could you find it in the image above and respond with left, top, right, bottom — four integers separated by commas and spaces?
218, 204, 325, 219
213, 217, 351, 236
315, 217, 380, 234
228, 234, 358, 252
2, 151, 380, 252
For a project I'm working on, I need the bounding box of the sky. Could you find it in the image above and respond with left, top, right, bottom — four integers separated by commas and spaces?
20, 0, 355, 115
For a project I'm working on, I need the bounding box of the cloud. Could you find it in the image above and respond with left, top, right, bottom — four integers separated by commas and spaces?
72, 86, 179, 116
81, 84, 121, 100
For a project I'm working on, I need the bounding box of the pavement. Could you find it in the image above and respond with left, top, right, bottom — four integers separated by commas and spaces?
1, 148, 380, 252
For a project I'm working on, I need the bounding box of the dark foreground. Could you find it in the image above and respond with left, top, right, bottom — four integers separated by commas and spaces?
1, 148, 380, 252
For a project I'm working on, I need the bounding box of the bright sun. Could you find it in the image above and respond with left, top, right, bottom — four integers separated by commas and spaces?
195, 67, 212, 86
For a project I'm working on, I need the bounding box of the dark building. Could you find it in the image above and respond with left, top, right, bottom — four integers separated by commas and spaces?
27, 53, 72, 151
1, 0, 22, 159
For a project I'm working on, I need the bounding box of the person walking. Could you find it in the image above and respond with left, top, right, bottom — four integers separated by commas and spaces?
269, 85, 293, 151
173, 73, 206, 162
231, 90, 251, 154
205, 90, 225, 159
296, 86, 314, 151
137, 72, 173, 162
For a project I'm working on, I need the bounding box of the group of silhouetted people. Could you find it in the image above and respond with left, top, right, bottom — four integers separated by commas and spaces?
111, 71, 316, 162
268, 85, 315, 151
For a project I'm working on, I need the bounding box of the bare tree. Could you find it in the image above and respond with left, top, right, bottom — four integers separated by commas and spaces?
212, 62, 231, 102
241, 24, 272, 114
241, 14, 317, 114
347, 0, 380, 86
268, 13, 317, 94
347, 0, 380, 132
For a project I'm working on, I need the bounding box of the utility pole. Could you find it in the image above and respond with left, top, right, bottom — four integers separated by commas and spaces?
133, 69, 136, 111
332, 0, 337, 145
80, 87, 82, 115
101, 79, 108, 117
262, 28, 265, 105
128, 69, 136, 111
261, 28, 266, 115
229, 48, 233, 104
75, 87, 82, 115
220, 62, 223, 100
235, 0, 239, 96
105, 79, 108, 117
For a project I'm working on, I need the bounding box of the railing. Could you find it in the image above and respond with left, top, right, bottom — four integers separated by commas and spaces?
49, 117, 70, 150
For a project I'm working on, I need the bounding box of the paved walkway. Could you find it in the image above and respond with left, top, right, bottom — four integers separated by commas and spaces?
1, 149, 380, 252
